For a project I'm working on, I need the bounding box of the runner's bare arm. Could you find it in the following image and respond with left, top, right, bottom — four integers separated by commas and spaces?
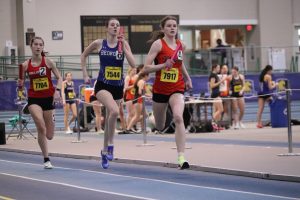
46, 58, 62, 90
81, 39, 103, 81
123, 40, 136, 68
18, 61, 29, 87
181, 62, 193, 90
143, 40, 168, 74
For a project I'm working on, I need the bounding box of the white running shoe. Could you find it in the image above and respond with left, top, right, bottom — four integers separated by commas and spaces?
239, 122, 246, 129
44, 161, 53, 169
65, 128, 73, 134
233, 123, 240, 130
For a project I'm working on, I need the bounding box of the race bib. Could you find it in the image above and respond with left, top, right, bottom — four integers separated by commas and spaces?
105, 66, 121, 80
68, 92, 75, 99
33, 77, 49, 91
234, 85, 242, 93
130, 88, 135, 95
160, 68, 179, 83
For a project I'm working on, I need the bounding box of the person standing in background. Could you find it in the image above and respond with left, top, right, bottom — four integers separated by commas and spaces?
126, 73, 150, 133
61, 72, 77, 134
256, 65, 277, 128
123, 67, 137, 129
209, 64, 226, 130
228, 66, 245, 129
90, 80, 104, 134
219, 65, 230, 124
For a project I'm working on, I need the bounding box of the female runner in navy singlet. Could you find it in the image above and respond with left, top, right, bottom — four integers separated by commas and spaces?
81, 18, 136, 169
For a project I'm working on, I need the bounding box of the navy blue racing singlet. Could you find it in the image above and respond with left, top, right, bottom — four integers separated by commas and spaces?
97, 39, 124, 86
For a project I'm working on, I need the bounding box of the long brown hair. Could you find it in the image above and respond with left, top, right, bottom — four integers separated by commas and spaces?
148, 15, 178, 43
259, 65, 273, 82
134, 72, 149, 89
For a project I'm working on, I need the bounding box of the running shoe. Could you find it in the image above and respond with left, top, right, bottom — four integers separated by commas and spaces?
107, 145, 114, 161
233, 123, 240, 130
65, 127, 73, 134
122, 129, 136, 134
239, 122, 246, 129
178, 155, 190, 170
154, 130, 161, 134
101, 151, 109, 169
44, 161, 53, 169
256, 123, 263, 128
212, 123, 219, 131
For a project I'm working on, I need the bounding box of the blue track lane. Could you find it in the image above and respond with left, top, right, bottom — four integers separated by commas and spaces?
0, 151, 300, 200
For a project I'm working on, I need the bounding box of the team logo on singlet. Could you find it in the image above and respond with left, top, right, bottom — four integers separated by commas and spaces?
177, 50, 183, 61
116, 51, 123, 60
39, 67, 46, 76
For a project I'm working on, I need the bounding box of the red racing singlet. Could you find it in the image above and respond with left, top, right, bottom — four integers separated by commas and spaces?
153, 39, 185, 95
27, 56, 55, 98
125, 77, 136, 100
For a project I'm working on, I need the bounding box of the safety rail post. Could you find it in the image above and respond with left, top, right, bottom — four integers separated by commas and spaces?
287, 88, 292, 153
278, 87, 300, 156
142, 95, 147, 144
137, 95, 154, 147
72, 99, 86, 143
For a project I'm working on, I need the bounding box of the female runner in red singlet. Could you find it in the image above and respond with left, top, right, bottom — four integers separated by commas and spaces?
18, 36, 62, 169
124, 67, 137, 128
143, 16, 192, 169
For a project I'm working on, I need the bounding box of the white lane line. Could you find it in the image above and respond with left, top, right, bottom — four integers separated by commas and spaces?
0, 173, 156, 200
0, 159, 298, 200
0, 195, 15, 200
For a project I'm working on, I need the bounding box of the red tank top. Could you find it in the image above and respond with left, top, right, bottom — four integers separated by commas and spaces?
125, 77, 135, 100
27, 56, 55, 98
153, 39, 185, 95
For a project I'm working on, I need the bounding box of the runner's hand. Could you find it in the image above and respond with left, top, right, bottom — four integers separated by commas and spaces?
54, 90, 61, 103
165, 59, 175, 70
83, 75, 91, 85
185, 79, 193, 91
17, 79, 24, 88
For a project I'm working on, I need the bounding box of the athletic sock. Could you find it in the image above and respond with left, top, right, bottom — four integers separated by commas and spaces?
178, 155, 186, 165
44, 157, 50, 163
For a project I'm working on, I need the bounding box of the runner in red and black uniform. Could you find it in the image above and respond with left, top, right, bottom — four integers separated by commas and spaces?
126, 73, 149, 133
124, 67, 137, 128
143, 16, 192, 169
18, 36, 62, 169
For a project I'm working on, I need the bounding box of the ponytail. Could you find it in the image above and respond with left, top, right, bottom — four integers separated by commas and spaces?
259, 65, 273, 82
134, 72, 148, 88
148, 30, 164, 44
